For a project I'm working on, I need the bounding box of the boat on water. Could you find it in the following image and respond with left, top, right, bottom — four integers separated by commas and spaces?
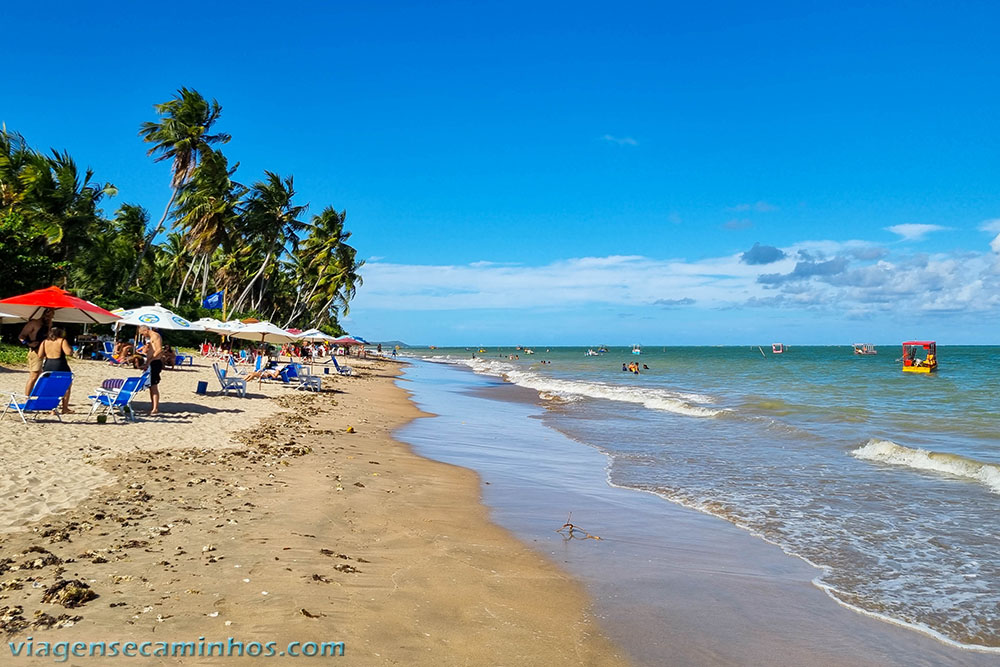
631, 344, 642, 355
772, 343, 786, 354
585, 349, 600, 356
902, 340, 937, 373
853, 343, 877, 355
597, 345, 609, 353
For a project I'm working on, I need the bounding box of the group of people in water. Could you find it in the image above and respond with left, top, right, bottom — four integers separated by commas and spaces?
623, 362, 649, 374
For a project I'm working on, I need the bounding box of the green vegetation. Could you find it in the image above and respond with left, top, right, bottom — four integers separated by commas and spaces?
0, 342, 28, 366
0, 88, 362, 333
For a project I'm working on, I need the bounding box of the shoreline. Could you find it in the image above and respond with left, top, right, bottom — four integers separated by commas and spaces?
0, 357, 628, 665
395, 358, 1000, 666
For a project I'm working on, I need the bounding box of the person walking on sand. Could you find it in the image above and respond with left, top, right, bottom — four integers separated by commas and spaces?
38, 327, 74, 413
18, 307, 55, 396
138, 325, 164, 415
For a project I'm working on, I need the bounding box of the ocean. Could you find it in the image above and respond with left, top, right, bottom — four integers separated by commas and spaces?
400, 345, 1000, 654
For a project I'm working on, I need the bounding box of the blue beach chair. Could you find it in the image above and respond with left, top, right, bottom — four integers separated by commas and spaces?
2, 372, 74, 423
330, 356, 354, 376
87, 371, 149, 423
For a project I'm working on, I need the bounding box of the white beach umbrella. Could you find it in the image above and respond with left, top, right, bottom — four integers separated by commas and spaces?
201, 319, 247, 335
192, 317, 224, 330
227, 321, 299, 344
112, 303, 204, 331
296, 328, 338, 342
0, 310, 25, 324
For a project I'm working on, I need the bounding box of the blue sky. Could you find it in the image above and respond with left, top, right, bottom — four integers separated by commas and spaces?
4, 1, 1000, 344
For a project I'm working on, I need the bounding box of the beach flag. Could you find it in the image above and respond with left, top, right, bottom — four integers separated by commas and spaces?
202, 290, 224, 310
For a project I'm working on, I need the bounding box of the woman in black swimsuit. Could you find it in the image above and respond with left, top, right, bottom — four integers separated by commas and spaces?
39, 327, 74, 412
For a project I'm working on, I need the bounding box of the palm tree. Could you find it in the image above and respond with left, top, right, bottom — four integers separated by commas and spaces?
171, 149, 246, 305
125, 88, 231, 288
230, 172, 306, 314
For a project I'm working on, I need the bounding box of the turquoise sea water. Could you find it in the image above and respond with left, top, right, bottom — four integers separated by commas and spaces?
407, 345, 1000, 650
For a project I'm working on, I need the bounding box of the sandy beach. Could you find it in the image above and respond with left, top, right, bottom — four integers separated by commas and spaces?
0, 356, 626, 665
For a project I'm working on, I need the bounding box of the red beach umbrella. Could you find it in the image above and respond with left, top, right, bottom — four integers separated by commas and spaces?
0, 286, 121, 324
331, 337, 362, 346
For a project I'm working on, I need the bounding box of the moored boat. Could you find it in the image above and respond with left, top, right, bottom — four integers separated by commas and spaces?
853, 343, 877, 355
902, 341, 937, 373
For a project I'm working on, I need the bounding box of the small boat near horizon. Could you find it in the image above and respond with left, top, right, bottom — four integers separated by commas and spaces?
585, 349, 600, 356
772, 343, 785, 354
853, 343, 877, 355
902, 340, 937, 373
632, 344, 642, 355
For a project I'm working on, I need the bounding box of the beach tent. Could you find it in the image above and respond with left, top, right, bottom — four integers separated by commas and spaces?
228, 321, 299, 344
0, 286, 120, 324
111, 304, 204, 331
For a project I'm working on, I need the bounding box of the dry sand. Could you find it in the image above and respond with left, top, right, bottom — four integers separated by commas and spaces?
0, 355, 627, 665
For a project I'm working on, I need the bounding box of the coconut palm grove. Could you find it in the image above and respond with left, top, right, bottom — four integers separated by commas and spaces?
0, 87, 362, 332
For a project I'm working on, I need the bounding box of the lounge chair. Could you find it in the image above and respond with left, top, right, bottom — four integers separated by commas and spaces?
87, 371, 149, 423
213, 362, 247, 397
329, 356, 354, 376
175, 353, 193, 366
290, 363, 323, 391
2, 372, 74, 423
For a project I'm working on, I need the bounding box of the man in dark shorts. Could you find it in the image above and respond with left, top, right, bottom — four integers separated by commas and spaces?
138, 325, 164, 415
18, 307, 55, 395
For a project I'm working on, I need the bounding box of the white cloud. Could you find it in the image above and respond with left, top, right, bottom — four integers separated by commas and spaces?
884, 223, 948, 241
727, 201, 777, 213
352, 238, 1000, 318
979, 218, 1000, 233
600, 134, 638, 146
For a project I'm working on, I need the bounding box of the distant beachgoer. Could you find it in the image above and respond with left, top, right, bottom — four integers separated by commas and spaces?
643, 364, 649, 370
38, 326, 73, 412
622, 363, 627, 371
138, 325, 163, 415
18, 307, 54, 396
391, 349, 397, 358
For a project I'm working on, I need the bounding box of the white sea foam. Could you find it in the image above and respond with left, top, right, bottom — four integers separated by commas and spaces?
453, 357, 723, 417
852, 440, 1000, 495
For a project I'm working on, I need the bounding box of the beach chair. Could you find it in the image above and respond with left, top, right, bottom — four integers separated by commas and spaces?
213, 362, 247, 397
87, 371, 149, 423
2, 372, 74, 423
175, 353, 193, 366
329, 356, 354, 376
290, 363, 323, 391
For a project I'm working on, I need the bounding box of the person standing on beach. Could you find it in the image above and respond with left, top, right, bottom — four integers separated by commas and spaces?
38, 327, 74, 413
18, 307, 55, 396
138, 325, 164, 415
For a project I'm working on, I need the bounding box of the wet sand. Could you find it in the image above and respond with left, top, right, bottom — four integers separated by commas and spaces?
397, 359, 1000, 667
0, 356, 626, 665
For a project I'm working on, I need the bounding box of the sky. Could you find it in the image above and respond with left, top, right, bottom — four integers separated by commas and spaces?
4, 1, 1000, 345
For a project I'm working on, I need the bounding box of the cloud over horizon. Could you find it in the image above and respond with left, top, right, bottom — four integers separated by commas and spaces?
353, 238, 1000, 322
885, 223, 949, 241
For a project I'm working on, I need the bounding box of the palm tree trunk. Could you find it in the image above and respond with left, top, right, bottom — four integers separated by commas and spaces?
174, 252, 200, 307
126, 188, 176, 289
200, 254, 210, 299
231, 249, 272, 314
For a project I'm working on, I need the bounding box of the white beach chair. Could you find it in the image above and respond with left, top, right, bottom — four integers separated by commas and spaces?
212, 362, 247, 397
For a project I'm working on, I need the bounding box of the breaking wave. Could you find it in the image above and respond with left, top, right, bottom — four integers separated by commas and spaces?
451, 357, 723, 418
852, 440, 1000, 495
